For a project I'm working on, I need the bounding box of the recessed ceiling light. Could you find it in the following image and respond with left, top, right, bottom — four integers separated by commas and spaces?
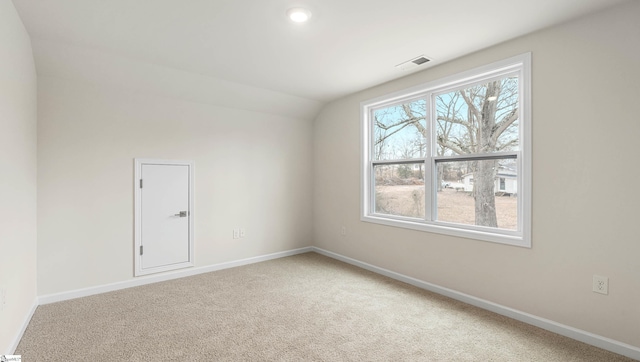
287, 8, 312, 23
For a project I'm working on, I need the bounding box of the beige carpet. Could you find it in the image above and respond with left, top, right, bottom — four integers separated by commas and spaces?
17, 252, 634, 361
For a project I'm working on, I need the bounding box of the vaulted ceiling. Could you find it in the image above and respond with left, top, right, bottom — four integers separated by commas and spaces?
13, 0, 629, 119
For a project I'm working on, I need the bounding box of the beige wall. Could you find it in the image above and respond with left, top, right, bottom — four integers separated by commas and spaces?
0, 1, 38, 353
313, 1, 640, 348
6, 0, 639, 354
37, 75, 313, 295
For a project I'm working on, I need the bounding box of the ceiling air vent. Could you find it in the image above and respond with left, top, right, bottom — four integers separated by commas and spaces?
395, 55, 431, 71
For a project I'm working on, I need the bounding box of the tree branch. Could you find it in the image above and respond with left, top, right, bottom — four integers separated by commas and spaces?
459, 90, 482, 123
492, 108, 518, 142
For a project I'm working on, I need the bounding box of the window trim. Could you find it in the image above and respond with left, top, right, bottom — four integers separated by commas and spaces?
361, 53, 531, 247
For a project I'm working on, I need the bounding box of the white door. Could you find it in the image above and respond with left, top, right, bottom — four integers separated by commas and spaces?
134, 159, 194, 276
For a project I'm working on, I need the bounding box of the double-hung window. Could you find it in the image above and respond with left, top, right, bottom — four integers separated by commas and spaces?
361, 54, 531, 247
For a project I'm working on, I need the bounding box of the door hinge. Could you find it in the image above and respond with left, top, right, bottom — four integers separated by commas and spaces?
140, 245, 143, 255
140, 179, 143, 188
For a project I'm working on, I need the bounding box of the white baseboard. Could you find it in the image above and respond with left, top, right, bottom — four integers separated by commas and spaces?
39, 247, 313, 305
8, 297, 38, 354
311, 247, 640, 361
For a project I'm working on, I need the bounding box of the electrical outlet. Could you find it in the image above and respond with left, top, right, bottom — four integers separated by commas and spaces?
593, 275, 609, 295
239, 228, 245, 238
233, 229, 239, 239
340, 226, 347, 236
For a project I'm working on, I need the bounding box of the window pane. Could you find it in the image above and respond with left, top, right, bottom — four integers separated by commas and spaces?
374, 163, 425, 218
435, 76, 519, 156
373, 99, 427, 161
437, 158, 517, 230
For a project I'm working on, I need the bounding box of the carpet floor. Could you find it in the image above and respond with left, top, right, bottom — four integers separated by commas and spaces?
16, 252, 634, 361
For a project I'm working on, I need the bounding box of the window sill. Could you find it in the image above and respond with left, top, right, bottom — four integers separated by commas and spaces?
361, 214, 530, 248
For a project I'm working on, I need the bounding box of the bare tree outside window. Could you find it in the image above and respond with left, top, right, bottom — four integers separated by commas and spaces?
372, 77, 519, 228
362, 54, 530, 246
372, 100, 427, 219
435, 77, 519, 227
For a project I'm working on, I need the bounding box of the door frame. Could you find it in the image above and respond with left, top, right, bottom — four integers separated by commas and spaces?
134, 158, 194, 276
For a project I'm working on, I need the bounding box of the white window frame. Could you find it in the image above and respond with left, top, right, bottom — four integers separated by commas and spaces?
361, 53, 531, 247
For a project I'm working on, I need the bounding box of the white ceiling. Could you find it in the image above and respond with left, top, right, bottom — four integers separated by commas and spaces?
12, 0, 629, 111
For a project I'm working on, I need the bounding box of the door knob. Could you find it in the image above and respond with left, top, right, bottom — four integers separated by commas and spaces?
174, 211, 188, 217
